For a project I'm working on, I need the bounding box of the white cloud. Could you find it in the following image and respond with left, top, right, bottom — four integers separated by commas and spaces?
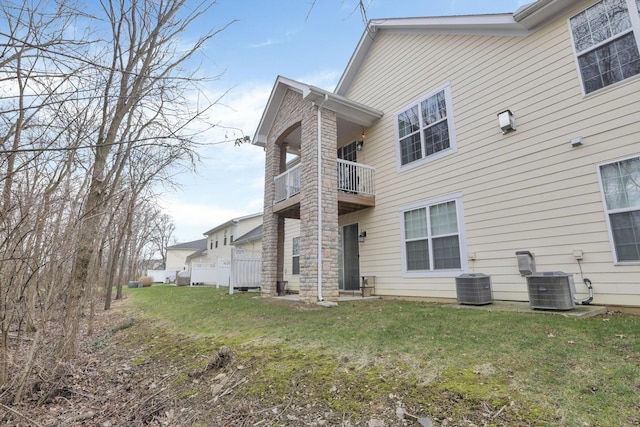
159, 79, 272, 241
296, 69, 343, 91
248, 29, 299, 49
249, 38, 279, 48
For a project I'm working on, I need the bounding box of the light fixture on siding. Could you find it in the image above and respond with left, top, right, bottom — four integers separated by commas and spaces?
497, 110, 516, 134
356, 140, 364, 151
358, 231, 367, 242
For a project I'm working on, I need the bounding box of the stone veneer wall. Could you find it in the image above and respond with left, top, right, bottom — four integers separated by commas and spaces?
261, 89, 339, 302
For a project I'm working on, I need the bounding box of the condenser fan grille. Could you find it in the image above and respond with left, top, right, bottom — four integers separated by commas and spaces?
456, 273, 493, 305
526, 272, 575, 311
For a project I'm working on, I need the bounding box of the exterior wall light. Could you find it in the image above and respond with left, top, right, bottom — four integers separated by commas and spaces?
356, 140, 364, 151
497, 110, 516, 134
358, 231, 367, 242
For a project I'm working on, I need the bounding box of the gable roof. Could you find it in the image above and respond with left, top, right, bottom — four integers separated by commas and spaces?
231, 224, 263, 246
167, 238, 207, 251
335, 0, 582, 96
185, 248, 207, 262
203, 212, 263, 236
253, 76, 383, 147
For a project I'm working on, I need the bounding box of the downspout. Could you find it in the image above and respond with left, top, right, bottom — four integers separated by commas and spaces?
315, 94, 329, 301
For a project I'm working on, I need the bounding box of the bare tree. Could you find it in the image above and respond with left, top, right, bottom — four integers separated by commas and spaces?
61, 0, 226, 358
149, 211, 176, 269
0, 0, 235, 403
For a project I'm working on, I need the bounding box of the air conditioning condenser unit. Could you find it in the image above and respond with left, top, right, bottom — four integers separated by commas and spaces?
526, 272, 575, 311
455, 273, 492, 305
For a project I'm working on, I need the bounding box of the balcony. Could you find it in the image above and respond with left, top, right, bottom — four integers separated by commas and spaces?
273, 159, 375, 218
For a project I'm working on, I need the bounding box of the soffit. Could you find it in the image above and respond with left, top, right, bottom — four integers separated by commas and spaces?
252, 76, 383, 147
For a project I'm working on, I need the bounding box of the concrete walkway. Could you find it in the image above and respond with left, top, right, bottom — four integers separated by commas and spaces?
273, 294, 607, 318
449, 300, 607, 318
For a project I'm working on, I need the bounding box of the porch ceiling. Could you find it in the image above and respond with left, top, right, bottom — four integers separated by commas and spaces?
280, 118, 364, 154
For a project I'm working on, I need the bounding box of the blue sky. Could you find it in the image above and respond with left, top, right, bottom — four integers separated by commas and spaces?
164, 0, 527, 242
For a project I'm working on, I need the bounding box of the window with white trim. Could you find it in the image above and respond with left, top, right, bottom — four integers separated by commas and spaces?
401, 196, 465, 275
395, 83, 456, 168
569, 0, 640, 94
598, 155, 640, 262
292, 236, 300, 275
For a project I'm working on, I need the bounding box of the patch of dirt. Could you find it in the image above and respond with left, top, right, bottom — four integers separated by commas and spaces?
0, 298, 518, 427
0, 300, 399, 427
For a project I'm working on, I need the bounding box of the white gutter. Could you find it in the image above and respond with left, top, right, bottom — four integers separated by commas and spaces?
315, 94, 329, 301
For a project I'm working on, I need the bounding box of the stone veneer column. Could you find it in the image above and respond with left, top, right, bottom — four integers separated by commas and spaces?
299, 106, 339, 303
261, 119, 288, 297
261, 89, 339, 303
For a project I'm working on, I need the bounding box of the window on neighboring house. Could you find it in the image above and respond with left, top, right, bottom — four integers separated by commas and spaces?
401, 195, 465, 276
224, 230, 228, 246
569, 0, 640, 94
598, 155, 640, 262
292, 236, 300, 275
210, 242, 213, 250
395, 83, 456, 168
215, 237, 218, 248
230, 234, 234, 244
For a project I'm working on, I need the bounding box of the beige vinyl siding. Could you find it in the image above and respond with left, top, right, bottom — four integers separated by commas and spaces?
166, 249, 194, 272
282, 219, 301, 291
340, 2, 640, 305
235, 215, 263, 238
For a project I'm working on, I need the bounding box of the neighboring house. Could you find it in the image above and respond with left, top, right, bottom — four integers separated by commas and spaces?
166, 238, 208, 281
231, 224, 263, 252
203, 212, 263, 286
254, 0, 640, 307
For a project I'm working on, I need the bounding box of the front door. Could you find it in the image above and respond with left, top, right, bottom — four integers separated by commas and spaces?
340, 223, 360, 291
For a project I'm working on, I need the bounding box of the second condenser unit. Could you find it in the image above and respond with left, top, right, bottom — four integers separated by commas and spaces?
455, 273, 493, 305
526, 271, 576, 311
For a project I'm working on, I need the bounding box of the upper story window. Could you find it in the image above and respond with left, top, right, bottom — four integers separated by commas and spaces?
395, 83, 456, 169
224, 230, 228, 246
569, 0, 640, 94
598, 155, 640, 263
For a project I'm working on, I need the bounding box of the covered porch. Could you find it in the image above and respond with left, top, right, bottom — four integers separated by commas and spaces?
253, 76, 382, 303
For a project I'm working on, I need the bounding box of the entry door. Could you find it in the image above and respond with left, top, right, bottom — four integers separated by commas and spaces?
337, 141, 357, 162
341, 223, 360, 291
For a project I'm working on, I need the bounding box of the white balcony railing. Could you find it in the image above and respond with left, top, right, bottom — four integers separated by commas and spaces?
337, 159, 375, 196
274, 163, 301, 203
274, 160, 375, 204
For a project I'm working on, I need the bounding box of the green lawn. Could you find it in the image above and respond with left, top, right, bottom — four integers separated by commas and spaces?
120, 286, 640, 426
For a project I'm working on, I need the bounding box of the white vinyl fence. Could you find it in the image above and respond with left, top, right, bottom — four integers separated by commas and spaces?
216, 258, 231, 288
190, 263, 215, 285
147, 269, 169, 283
229, 248, 262, 294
